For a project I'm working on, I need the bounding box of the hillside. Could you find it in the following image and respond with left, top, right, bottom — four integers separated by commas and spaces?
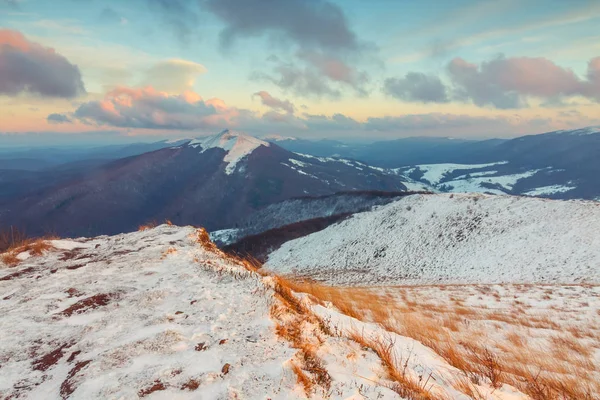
265, 193, 600, 285
0, 225, 539, 399
210, 190, 416, 246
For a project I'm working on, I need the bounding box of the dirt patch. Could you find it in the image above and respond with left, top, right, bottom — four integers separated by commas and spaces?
66, 350, 81, 362
65, 288, 83, 298
0, 267, 35, 281
32, 342, 73, 371
181, 379, 200, 391
60, 360, 91, 399
65, 263, 86, 270
59, 293, 114, 317
138, 380, 166, 397
194, 343, 207, 351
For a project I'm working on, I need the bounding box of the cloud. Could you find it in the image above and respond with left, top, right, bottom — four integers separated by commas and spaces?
0, 29, 86, 98
204, 0, 359, 52
146, 0, 200, 43
203, 0, 372, 98
255, 54, 369, 98
61, 86, 248, 130
99, 7, 127, 25
384, 73, 449, 103
298, 51, 369, 95
253, 91, 295, 113
447, 56, 589, 108
1, 0, 21, 8
47, 113, 72, 124
141, 59, 207, 92
303, 113, 361, 131
386, 56, 600, 109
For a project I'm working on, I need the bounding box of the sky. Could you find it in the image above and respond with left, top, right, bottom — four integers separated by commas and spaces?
1, 0, 600, 145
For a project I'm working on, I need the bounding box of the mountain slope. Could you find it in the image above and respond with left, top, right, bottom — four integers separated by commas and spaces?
265, 193, 600, 285
277, 127, 600, 201
0, 130, 408, 237
211, 190, 415, 246
1, 225, 532, 399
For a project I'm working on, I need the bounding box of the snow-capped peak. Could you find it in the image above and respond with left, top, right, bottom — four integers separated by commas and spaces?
188, 129, 270, 174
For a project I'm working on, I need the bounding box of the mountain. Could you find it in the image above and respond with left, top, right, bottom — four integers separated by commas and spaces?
0, 140, 188, 171
0, 130, 408, 237
395, 128, 600, 200
275, 127, 600, 201
265, 193, 600, 285
273, 136, 506, 167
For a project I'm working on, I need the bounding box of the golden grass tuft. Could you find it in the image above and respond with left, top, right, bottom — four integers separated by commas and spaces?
1, 236, 56, 267
138, 221, 158, 231
273, 279, 600, 400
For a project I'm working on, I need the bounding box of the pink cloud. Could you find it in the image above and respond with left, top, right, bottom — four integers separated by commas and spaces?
0, 29, 85, 98
253, 91, 295, 113
69, 86, 244, 130
447, 55, 600, 108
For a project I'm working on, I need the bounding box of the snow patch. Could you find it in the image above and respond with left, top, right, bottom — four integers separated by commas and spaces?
188, 129, 269, 174
524, 185, 577, 196
410, 162, 508, 185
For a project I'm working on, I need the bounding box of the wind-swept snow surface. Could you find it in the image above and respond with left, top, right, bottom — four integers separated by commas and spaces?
0, 225, 539, 399
266, 194, 600, 285
0, 226, 297, 399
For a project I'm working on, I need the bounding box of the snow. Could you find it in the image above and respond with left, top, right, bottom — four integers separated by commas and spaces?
437, 169, 542, 194
288, 158, 308, 168
523, 184, 577, 196
188, 129, 269, 174
0, 226, 298, 399
266, 193, 600, 286
209, 228, 240, 246
5, 225, 501, 399
400, 180, 436, 192
409, 162, 508, 185
50, 240, 91, 251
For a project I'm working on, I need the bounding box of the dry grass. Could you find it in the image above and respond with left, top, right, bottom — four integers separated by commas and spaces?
277, 279, 600, 400
1, 236, 56, 267
196, 230, 599, 399
138, 221, 158, 231
0, 226, 28, 253
369, 335, 440, 400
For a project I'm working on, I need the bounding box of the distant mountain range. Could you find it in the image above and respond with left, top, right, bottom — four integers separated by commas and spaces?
0, 130, 407, 236
273, 126, 600, 201
1, 126, 599, 237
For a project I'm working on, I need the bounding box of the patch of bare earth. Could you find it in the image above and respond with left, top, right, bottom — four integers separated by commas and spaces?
58, 293, 114, 317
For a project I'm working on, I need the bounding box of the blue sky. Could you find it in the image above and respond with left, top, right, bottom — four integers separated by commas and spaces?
1, 0, 600, 144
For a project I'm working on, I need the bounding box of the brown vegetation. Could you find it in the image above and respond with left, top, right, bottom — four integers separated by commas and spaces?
0, 228, 57, 267
60, 360, 92, 399
278, 280, 600, 400
59, 293, 113, 317
138, 221, 158, 231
